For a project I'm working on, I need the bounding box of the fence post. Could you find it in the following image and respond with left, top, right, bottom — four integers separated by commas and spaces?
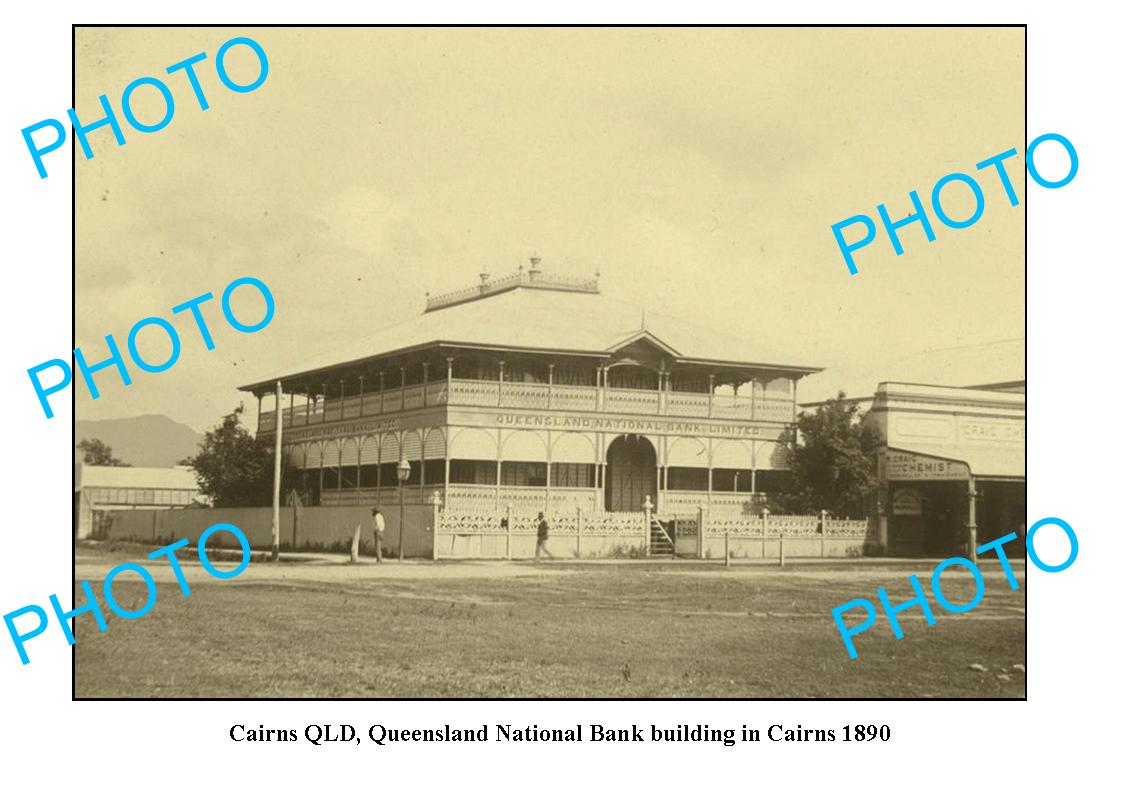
350, 523, 362, 563
820, 509, 827, 559
761, 508, 769, 559
779, 531, 785, 567
576, 505, 583, 559
697, 507, 705, 559
505, 503, 513, 560
725, 532, 731, 568
643, 495, 653, 558
431, 490, 441, 562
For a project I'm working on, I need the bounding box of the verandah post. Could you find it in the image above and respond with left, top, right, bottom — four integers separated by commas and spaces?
270, 380, 283, 562
821, 509, 828, 559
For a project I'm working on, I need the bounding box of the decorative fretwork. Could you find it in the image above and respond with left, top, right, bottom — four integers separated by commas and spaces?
753, 398, 794, 422
826, 518, 871, 538
425, 383, 448, 405
500, 382, 550, 409
604, 388, 660, 414
449, 379, 500, 407
697, 514, 871, 539
256, 378, 801, 434
341, 396, 363, 419
710, 395, 753, 419
767, 515, 819, 535
706, 517, 765, 536
665, 392, 709, 417
439, 509, 645, 536
667, 516, 699, 537
425, 267, 600, 312
550, 386, 598, 410
441, 514, 507, 533
381, 392, 403, 413
403, 385, 426, 410
320, 486, 443, 507
442, 485, 599, 514
661, 491, 760, 517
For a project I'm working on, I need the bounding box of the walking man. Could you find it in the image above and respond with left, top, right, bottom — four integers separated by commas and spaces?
371, 507, 386, 563
535, 511, 553, 562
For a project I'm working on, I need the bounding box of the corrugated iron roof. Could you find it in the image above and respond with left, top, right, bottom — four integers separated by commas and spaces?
240, 284, 821, 391
76, 464, 200, 491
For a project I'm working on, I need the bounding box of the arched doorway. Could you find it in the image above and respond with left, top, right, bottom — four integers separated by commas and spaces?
605, 435, 657, 512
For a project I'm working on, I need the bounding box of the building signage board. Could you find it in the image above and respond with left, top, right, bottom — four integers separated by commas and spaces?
892, 488, 923, 515
885, 450, 969, 481
485, 411, 777, 439
960, 420, 1025, 442
282, 417, 403, 444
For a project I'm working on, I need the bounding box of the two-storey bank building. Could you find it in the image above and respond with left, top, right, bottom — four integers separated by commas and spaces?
242, 262, 822, 518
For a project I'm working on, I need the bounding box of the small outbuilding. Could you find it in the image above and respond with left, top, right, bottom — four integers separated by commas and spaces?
74, 463, 204, 539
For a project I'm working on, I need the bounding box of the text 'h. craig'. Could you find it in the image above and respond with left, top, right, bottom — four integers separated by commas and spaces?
27, 276, 275, 420
21, 36, 268, 179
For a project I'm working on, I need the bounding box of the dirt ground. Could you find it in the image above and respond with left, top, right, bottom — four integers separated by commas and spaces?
73, 542, 1026, 698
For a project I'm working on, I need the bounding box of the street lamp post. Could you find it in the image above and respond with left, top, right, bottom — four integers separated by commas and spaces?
397, 458, 411, 562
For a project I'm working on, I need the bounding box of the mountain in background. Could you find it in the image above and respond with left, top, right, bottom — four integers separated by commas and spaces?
75, 414, 204, 468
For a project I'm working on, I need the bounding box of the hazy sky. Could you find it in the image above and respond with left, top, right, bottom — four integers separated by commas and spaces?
75, 26, 1025, 432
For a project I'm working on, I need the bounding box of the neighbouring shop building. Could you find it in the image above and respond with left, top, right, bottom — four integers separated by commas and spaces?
74, 463, 204, 539
241, 262, 823, 519
864, 381, 1026, 556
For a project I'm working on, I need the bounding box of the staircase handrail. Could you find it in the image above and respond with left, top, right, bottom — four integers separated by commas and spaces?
651, 518, 674, 547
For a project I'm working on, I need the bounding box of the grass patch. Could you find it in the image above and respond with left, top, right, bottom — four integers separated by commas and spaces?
74, 551, 1025, 698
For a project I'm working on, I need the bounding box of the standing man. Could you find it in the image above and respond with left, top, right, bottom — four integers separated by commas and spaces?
371, 507, 386, 563
535, 511, 553, 562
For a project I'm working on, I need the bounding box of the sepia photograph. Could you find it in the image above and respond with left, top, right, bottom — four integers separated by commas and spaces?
72, 25, 1026, 698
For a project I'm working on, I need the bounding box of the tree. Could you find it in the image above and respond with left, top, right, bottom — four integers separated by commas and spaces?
774, 392, 879, 517
180, 405, 274, 507
77, 438, 130, 466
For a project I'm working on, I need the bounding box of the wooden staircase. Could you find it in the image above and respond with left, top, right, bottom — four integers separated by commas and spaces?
649, 518, 675, 557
